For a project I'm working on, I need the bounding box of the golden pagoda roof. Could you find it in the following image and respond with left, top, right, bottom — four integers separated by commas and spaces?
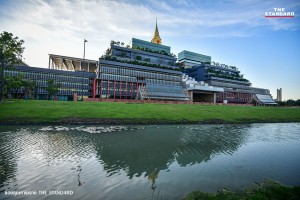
151, 18, 162, 45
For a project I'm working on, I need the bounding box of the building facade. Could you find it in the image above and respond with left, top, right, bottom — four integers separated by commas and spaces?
131, 38, 171, 55
178, 50, 211, 69
96, 39, 188, 100
5, 66, 96, 100
2, 21, 276, 105
276, 88, 282, 101
94, 21, 190, 101
184, 63, 271, 104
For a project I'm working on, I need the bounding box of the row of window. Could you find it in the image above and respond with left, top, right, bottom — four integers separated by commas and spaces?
59, 88, 90, 95
100, 84, 138, 90
98, 80, 139, 87
99, 74, 137, 82
146, 84, 185, 92
115, 49, 175, 66
145, 79, 180, 86
144, 84, 187, 99
5, 70, 92, 95
251, 88, 269, 94
99, 73, 181, 86
96, 81, 184, 95
216, 92, 252, 99
98, 89, 137, 96
147, 91, 187, 98
35, 80, 89, 89
210, 81, 250, 90
11, 87, 90, 96
6, 70, 90, 83
99, 66, 181, 82
97, 80, 139, 97
100, 88, 136, 92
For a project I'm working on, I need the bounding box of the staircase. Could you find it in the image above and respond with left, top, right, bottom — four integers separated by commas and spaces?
138, 86, 149, 100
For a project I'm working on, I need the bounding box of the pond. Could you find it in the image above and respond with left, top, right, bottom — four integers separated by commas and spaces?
0, 123, 300, 199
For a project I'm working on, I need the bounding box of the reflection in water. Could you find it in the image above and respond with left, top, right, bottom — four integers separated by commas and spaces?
148, 169, 159, 198
0, 127, 95, 192
92, 125, 249, 179
0, 128, 18, 190
0, 123, 300, 200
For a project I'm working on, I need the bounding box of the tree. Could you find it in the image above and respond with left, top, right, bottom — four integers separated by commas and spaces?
286, 99, 296, 106
4, 74, 23, 98
45, 79, 61, 100
296, 99, 300, 106
22, 79, 37, 99
3, 73, 37, 99
277, 101, 286, 106
0, 31, 25, 102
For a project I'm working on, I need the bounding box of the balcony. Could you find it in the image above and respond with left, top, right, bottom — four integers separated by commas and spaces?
100, 58, 183, 75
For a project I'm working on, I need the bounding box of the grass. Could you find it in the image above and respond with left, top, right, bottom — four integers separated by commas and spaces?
0, 100, 300, 124
184, 179, 300, 200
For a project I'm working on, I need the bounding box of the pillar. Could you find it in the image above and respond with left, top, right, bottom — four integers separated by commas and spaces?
213, 93, 216, 103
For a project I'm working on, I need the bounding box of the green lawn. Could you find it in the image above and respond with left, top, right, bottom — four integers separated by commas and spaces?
0, 100, 300, 124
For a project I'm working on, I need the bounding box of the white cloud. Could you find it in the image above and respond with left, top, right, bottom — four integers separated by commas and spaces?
0, 0, 299, 67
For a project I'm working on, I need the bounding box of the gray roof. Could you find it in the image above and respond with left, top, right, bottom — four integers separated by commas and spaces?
255, 94, 277, 105
13, 65, 96, 78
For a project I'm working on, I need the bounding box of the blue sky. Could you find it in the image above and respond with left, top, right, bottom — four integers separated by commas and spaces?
0, 0, 299, 100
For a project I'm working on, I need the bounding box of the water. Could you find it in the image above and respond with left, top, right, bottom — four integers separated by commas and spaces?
0, 123, 300, 199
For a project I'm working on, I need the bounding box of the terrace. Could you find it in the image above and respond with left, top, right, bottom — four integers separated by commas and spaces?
100, 55, 181, 72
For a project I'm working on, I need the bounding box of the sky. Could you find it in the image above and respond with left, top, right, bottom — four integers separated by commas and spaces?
0, 0, 299, 100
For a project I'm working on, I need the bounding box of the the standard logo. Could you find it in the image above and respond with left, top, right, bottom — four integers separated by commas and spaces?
265, 8, 295, 18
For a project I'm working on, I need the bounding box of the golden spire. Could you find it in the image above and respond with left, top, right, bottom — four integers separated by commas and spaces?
151, 18, 162, 44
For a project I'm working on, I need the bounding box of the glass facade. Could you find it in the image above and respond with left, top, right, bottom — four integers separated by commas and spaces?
185, 63, 270, 104
5, 66, 96, 100
216, 91, 253, 104
97, 61, 184, 99
143, 84, 189, 100
97, 40, 189, 100
178, 50, 211, 68
2, 37, 272, 104
131, 38, 171, 53
99, 65, 181, 84
111, 45, 176, 67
